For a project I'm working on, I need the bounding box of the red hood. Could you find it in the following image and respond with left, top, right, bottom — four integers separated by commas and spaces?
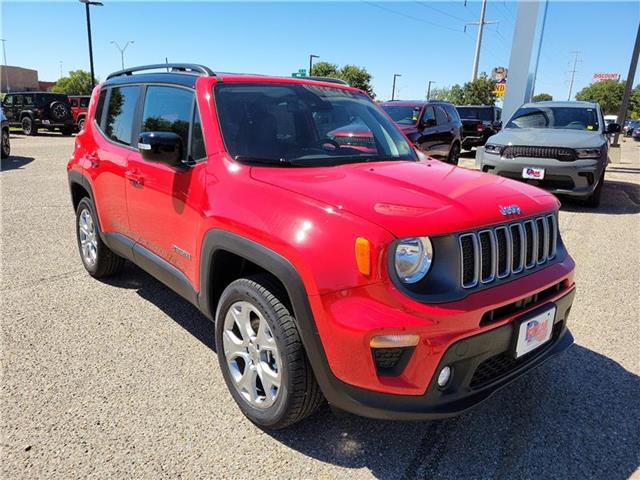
250, 160, 559, 238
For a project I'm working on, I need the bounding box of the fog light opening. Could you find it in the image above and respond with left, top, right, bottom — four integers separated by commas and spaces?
437, 365, 452, 388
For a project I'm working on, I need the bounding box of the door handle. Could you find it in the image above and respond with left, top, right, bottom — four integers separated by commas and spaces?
125, 170, 144, 187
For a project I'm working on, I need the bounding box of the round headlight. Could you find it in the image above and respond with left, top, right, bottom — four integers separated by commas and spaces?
394, 237, 433, 284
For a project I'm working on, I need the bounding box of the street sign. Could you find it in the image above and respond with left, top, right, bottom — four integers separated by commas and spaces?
291, 68, 307, 78
494, 82, 506, 97
593, 72, 620, 82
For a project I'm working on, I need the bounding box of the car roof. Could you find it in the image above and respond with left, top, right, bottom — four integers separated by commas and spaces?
456, 105, 497, 108
9, 91, 67, 95
380, 100, 451, 107
522, 100, 598, 109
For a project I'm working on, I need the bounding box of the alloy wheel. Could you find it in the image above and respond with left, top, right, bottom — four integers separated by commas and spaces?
1, 130, 9, 157
78, 208, 98, 267
22, 118, 31, 135
222, 301, 281, 409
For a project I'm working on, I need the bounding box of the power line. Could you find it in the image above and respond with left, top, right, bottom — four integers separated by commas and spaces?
466, 0, 497, 81
364, 2, 463, 33
414, 1, 472, 23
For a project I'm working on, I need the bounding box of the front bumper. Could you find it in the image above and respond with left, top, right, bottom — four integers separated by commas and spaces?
321, 289, 574, 420
480, 153, 605, 197
462, 135, 486, 149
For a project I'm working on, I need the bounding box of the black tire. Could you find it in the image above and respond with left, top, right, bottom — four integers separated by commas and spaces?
75, 197, 124, 278
216, 275, 324, 429
447, 141, 461, 165
583, 170, 604, 208
77, 117, 85, 132
22, 116, 36, 136
1, 128, 9, 159
61, 126, 73, 136
49, 101, 70, 122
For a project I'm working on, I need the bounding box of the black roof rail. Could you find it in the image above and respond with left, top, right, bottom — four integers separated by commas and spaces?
106, 63, 215, 80
306, 76, 349, 86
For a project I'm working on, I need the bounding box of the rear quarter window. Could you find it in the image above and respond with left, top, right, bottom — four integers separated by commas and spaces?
104, 86, 140, 146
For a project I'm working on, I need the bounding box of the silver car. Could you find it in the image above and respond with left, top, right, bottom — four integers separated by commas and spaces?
477, 101, 621, 207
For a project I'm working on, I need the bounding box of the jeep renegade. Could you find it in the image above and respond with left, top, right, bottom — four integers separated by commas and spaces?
68, 64, 576, 429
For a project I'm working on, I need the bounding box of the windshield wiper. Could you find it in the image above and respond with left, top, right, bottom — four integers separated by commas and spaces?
234, 155, 298, 167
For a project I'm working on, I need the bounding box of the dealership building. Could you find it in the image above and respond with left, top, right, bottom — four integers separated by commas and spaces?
0, 65, 54, 93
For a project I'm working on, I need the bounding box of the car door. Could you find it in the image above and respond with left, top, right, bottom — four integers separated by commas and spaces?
434, 105, 453, 157
415, 106, 439, 154
125, 84, 208, 286
86, 85, 140, 239
3, 95, 15, 123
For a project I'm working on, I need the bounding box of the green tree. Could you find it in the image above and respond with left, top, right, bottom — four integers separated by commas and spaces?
427, 86, 451, 101
461, 73, 497, 105
627, 84, 640, 119
310, 62, 375, 98
50, 70, 94, 95
533, 93, 553, 102
448, 84, 465, 105
575, 80, 625, 114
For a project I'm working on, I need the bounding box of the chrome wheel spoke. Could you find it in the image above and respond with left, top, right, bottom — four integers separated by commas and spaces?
78, 208, 98, 267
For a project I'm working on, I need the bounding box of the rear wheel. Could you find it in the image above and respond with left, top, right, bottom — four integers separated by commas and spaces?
75, 198, 124, 277
22, 116, 36, 136
447, 141, 461, 165
1, 128, 9, 159
77, 117, 85, 132
61, 126, 73, 136
216, 275, 324, 429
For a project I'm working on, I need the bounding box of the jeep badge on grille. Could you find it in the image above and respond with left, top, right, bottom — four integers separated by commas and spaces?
499, 204, 522, 216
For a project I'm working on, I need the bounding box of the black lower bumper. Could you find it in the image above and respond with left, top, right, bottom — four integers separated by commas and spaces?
322, 287, 575, 421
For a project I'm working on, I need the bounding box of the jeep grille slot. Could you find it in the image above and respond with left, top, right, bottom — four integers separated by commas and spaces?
459, 214, 558, 289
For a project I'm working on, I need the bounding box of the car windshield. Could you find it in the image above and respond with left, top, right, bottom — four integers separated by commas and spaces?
456, 107, 493, 121
380, 105, 422, 125
506, 106, 599, 131
214, 84, 417, 166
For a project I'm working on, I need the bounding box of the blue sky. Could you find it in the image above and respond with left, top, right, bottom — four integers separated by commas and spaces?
2, 1, 639, 101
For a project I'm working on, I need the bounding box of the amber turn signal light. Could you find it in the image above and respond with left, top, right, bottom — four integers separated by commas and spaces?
355, 237, 371, 276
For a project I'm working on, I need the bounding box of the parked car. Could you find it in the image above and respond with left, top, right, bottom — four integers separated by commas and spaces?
1, 107, 9, 159
69, 95, 90, 132
68, 64, 576, 429
2, 92, 74, 136
623, 119, 639, 136
456, 105, 502, 150
380, 100, 463, 164
632, 126, 640, 141
478, 101, 620, 207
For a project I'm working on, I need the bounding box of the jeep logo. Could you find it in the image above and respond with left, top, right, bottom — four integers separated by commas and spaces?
499, 204, 522, 216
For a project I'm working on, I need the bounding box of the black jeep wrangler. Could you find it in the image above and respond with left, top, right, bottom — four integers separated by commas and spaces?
2, 92, 74, 136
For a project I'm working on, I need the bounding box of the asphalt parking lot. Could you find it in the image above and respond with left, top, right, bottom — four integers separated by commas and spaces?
2, 132, 639, 479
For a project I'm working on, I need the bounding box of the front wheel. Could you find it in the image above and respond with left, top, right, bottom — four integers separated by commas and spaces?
77, 117, 85, 132
583, 170, 605, 208
216, 275, 324, 429
1, 128, 9, 158
22, 117, 36, 136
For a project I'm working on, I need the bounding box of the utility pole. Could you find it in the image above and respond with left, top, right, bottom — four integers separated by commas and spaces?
80, 0, 103, 91
391, 73, 401, 101
612, 22, 640, 147
111, 40, 134, 70
427, 80, 436, 100
566, 51, 581, 101
309, 54, 319, 76
59, 61, 63, 79
0, 38, 9, 92
466, 0, 496, 81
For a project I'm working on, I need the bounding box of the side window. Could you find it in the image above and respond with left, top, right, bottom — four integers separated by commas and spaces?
71, 99, 78, 107
435, 106, 448, 125
15, 96, 23, 107
3, 95, 13, 106
422, 106, 435, 125
105, 86, 140, 146
191, 108, 206, 160
80, 98, 90, 108
141, 86, 193, 160
23, 95, 34, 106
94, 90, 107, 127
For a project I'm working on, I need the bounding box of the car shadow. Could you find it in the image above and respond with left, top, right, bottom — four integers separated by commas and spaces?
560, 179, 640, 215
1, 155, 35, 171
99, 263, 639, 479
102, 263, 216, 352
266, 345, 639, 479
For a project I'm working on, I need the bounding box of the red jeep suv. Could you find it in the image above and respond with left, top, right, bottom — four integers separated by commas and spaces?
69, 95, 90, 132
68, 64, 576, 429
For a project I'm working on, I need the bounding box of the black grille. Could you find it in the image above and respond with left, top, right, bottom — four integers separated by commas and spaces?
502, 145, 576, 161
470, 322, 563, 388
373, 348, 404, 369
460, 214, 558, 289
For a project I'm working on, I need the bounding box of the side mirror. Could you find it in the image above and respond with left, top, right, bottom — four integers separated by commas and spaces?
421, 118, 437, 129
606, 123, 621, 134
138, 131, 184, 167
492, 120, 502, 130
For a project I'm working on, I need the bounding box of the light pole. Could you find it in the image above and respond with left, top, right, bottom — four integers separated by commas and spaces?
80, 0, 103, 91
427, 80, 436, 100
111, 41, 135, 70
0, 38, 9, 92
391, 73, 401, 101
309, 54, 319, 76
